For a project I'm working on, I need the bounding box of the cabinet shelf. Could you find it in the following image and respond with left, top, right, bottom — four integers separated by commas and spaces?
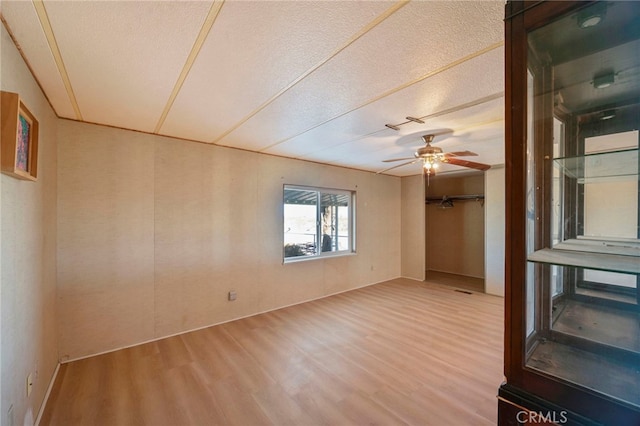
554, 237, 640, 257
554, 148, 638, 183
528, 248, 640, 275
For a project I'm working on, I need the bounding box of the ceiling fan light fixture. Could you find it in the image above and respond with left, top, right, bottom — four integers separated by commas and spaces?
422, 156, 439, 170
421, 134, 435, 144
381, 133, 489, 175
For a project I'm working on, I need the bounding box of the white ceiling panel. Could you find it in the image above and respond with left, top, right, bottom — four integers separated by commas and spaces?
310, 115, 505, 176
264, 46, 504, 161
319, 111, 504, 172
42, 0, 213, 132
1, 1, 76, 118
302, 94, 505, 173
160, 0, 394, 143
217, 1, 504, 152
1, 0, 507, 177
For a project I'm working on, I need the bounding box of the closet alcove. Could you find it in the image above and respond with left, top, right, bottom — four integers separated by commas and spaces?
425, 171, 485, 292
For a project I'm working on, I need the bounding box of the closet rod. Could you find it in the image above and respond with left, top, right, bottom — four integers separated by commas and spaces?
425, 194, 484, 204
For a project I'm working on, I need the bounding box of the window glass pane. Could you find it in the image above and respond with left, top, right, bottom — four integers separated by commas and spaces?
581, 131, 638, 291
320, 193, 350, 253
526, 69, 536, 338
284, 186, 354, 261
284, 188, 318, 258
582, 131, 638, 241
551, 118, 564, 298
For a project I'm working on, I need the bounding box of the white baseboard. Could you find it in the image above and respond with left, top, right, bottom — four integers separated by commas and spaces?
35, 362, 60, 426
62, 276, 399, 364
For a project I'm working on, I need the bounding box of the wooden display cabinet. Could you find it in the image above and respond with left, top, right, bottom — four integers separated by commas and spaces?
501, 1, 640, 425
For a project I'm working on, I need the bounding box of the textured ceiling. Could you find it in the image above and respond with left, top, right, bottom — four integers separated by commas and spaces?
1, 0, 505, 176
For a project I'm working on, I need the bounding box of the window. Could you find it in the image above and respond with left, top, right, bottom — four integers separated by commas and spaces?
283, 185, 355, 261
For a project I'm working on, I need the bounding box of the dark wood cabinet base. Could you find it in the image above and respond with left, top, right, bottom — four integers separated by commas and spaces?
499, 383, 591, 426
498, 383, 640, 426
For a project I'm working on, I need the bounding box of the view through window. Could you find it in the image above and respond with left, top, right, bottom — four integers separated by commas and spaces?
283, 185, 354, 261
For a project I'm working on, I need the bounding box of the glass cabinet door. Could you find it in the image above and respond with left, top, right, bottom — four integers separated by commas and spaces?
524, 1, 640, 410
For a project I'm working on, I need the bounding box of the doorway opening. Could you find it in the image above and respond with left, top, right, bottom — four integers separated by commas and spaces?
425, 171, 486, 292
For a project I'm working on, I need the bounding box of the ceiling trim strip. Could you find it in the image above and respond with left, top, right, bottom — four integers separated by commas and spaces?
32, 0, 83, 120
211, 0, 410, 145
259, 41, 505, 152
0, 15, 58, 115
154, 0, 225, 134
380, 91, 506, 132
417, 92, 504, 122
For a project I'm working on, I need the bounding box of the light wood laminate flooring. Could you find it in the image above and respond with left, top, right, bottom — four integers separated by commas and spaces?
41, 278, 504, 426
425, 270, 485, 293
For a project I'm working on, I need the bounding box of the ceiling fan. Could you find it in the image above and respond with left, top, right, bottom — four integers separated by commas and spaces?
378, 134, 491, 175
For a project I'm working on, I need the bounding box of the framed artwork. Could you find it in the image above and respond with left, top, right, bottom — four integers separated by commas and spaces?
1, 91, 39, 180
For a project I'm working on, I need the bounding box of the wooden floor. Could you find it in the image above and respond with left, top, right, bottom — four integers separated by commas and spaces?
425, 270, 485, 293
41, 278, 504, 426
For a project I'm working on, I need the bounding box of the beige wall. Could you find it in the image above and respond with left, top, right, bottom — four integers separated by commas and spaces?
425, 173, 485, 279
400, 174, 425, 280
1, 25, 59, 426
485, 166, 505, 296
57, 120, 401, 360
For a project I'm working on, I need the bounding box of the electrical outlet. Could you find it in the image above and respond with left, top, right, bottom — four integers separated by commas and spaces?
228, 290, 237, 301
26, 373, 33, 397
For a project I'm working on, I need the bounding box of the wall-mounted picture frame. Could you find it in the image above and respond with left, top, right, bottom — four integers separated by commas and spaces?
1, 91, 39, 181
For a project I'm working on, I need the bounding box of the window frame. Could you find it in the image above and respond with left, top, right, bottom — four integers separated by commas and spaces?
283, 184, 356, 263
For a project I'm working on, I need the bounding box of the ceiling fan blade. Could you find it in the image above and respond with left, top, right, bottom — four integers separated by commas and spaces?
442, 157, 491, 171
444, 150, 478, 157
377, 159, 419, 174
382, 157, 415, 163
